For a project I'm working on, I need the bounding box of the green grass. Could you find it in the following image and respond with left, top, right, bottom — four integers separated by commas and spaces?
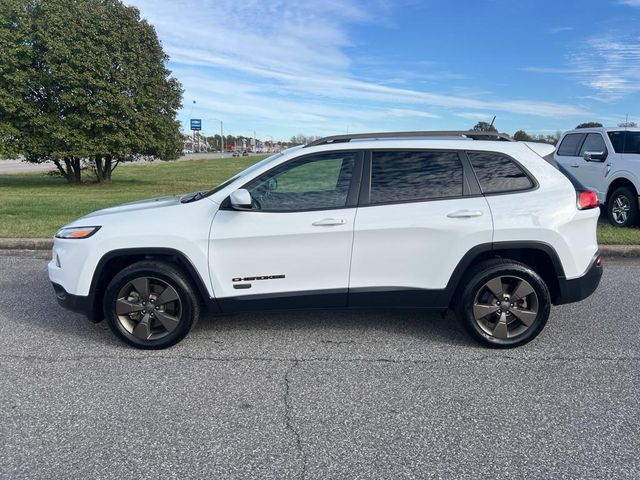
1, 157, 640, 244
597, 218, 640, 245
0, 156, 265, 238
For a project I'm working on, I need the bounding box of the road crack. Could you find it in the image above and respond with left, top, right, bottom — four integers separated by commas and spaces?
284, 359, 306, 480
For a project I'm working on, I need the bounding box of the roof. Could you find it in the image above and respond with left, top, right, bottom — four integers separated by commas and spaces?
563, 127, 640, 134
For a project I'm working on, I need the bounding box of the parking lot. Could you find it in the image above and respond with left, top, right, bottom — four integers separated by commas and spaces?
0, 252, 638, 479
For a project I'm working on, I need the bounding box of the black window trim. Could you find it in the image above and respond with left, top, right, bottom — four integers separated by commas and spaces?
358, 148, 475, 208
465, 149, 539, 196
220, 150, 365, 213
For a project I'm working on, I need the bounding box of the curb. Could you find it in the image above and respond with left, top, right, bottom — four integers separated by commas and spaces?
1, 238, 640, 258
0, 238, 52, 250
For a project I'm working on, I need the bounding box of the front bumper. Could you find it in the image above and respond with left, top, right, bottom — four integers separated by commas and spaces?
555, 253, 603, 305
51, 282, 99, 322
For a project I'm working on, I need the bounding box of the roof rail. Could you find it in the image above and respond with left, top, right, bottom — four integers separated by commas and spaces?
304, 130, 514, 148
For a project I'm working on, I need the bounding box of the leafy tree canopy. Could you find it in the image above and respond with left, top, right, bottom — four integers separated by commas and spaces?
513, 130, 532, 141
575, 122, 603, 129
471, 121, 497, 132
0, 0, 183, 182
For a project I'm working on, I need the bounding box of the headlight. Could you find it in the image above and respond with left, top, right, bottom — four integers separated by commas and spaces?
55, 226, 101, 239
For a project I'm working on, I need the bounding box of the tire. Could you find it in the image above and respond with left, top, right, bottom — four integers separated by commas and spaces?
103, 261, 200, 349
454, 259, 551, 348
606, 186, 639, 227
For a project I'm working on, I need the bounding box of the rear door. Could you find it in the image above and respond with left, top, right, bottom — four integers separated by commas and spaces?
348, 149, 493, 307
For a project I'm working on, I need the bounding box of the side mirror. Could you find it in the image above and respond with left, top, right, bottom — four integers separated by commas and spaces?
584, 151, 607, 162
229, 189, 253, 209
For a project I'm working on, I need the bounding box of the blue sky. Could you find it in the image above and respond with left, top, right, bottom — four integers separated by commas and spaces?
128, 0, 640, 140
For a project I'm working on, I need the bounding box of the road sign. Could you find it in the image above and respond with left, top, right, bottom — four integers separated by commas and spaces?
190, 119, 202, 131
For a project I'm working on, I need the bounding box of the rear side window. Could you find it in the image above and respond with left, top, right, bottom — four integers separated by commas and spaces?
557, 133, 585, 156
579, 133, 607, 155
608, 131, 640, 154
468, 152, 534, 194
369, 151, 463, 204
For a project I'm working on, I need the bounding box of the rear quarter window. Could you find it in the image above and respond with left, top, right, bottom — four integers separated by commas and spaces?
468, 152, 534, 194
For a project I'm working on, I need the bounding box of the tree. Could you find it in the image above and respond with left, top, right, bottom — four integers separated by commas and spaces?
618, 121, 638, 128
0, 0, 183, 183
576, 122, 603, 129
471, 121, 497, 132
289, 134, 321, 145
513, 130, 533, 141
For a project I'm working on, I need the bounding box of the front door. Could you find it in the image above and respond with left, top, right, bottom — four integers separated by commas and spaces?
577, 133, 609, 199
209, 151, 363, 311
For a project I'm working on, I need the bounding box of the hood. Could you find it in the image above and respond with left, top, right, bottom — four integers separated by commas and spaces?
80, 195, 183, 219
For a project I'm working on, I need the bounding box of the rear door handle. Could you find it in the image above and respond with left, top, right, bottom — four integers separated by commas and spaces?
447, 210, 483, 219
312, 218, 347, 226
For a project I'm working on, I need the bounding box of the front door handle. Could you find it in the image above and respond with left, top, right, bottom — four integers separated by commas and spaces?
312, 218, 347, 226
570, 163, 580, 168
447, 210, 483, 219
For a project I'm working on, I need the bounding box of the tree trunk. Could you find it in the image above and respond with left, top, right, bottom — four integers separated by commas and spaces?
104, 156, 112, 182
94, 156, 113, 183
71, 158, 82, 183
60, 158, 81, 183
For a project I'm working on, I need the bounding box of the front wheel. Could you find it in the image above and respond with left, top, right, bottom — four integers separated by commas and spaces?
103, 261, 199, 349
455, 259, 551, 348
607, 187, 639, 227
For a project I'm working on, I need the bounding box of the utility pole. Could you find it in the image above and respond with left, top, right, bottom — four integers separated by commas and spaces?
253, 130, 256, 152
220, 120, 224, 153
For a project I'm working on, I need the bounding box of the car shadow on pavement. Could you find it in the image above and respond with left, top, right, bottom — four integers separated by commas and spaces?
193, 307, 476, 349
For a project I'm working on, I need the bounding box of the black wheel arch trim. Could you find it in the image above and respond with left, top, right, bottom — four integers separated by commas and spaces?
442, 241, 566, 304
86, 247, 219, 322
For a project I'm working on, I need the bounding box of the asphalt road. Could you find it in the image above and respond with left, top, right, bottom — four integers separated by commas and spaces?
1, 253, 638, 479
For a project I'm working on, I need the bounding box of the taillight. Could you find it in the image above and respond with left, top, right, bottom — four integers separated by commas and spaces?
577, 190, 599, 210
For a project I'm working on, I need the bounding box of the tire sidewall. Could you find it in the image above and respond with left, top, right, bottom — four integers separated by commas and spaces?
104, 263, 196, 349
459, 264, 551, 348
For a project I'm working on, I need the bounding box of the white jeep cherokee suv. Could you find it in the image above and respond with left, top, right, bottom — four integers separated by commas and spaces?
49, 131, 603, 349
554, 127, 640, 227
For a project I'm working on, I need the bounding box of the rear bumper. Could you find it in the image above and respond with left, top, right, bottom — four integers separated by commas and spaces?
51, 282, 99, 322
555, 253, 603, 305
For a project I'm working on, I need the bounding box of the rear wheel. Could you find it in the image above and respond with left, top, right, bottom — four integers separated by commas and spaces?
103, 261, 199, 349
607, 186, 639, 227
455, 259, 551, 348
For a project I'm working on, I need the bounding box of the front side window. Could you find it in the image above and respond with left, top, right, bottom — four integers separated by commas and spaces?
245, 152, 355, 211
369, 151, 463, 204
579, 133, 607, 156
557, 133, 585, 156
468, 152, 534, 194
608, 131, 640, 154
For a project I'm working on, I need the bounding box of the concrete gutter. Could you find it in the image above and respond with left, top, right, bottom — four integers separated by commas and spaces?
1, 238, 639, 258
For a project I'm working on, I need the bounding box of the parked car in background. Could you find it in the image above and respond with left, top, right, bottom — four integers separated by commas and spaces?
554, 127, 640, 227
232, 151, 240, 157
49, 131, 602, 350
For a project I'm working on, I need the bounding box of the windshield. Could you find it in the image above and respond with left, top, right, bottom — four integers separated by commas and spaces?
607, 131, 640, 154
202, 152, 284, 198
